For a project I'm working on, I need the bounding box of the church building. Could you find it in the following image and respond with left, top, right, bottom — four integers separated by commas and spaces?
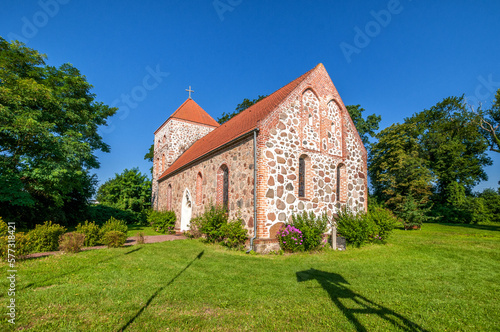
152, 64, 367, 253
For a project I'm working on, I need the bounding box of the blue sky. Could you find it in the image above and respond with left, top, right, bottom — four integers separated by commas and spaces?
2, 0, 499, 191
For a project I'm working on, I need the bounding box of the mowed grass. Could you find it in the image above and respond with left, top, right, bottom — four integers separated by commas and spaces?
126, 224, 164, 237
1, 223, 499, 331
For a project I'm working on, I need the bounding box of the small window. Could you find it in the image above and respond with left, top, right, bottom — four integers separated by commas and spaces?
196, 172, 203, 205
162, 154, 166, 172
166, 184, 172, 210
337, 164, 347, 202
298, 157, 306, 198
217, 165, 229, 210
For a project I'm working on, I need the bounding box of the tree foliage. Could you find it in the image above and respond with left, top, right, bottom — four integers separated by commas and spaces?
346, 104, 381, 146
0, 38, 116, 227
96, 168, 151, 217
475, 88, 500, 154
369, 96, 492, 217
217, 95, 267, 124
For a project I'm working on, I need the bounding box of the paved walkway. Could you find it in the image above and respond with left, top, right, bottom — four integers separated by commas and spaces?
26, 234, 187, 259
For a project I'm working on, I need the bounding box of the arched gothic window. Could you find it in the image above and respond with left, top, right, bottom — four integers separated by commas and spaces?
166, 184, 172, 211
217, 164, 229, 210
196, 172, 203, 205
337, 164, 347, 202
299, 157, 306, 198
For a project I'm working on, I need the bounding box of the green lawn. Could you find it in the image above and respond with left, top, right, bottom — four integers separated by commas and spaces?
126, 224, 164, 237
2, 223, 499, 331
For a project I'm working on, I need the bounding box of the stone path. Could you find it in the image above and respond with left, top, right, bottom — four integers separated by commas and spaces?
26, 234, 187, 259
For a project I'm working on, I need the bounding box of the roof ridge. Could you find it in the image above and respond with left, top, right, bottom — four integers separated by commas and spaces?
159, 64, 321, 180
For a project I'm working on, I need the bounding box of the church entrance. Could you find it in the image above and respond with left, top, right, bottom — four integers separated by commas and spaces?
180, 188, 192, 232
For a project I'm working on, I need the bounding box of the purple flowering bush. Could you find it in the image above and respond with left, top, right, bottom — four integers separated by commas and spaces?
276, 225, 304, 252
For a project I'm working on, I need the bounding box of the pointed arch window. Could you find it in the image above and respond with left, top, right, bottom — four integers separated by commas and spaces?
337, 163, 347, 202
161, 154, 166, 172
299, 157, 306, 198
217, 164, 229, 210
196, 172, 203, 205
166, 184, 173, 211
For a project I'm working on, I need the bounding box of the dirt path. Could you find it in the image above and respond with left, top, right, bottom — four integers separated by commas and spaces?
26, 234, 187, 259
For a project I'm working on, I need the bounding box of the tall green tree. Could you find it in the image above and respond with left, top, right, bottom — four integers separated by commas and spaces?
407, 96, 491, 201
97, 168, 151, 214
217, 95, 267, 124
346, 105, 381, 146
476, 89, 500, 153
0, 38, 116, 227
369, 123, 434, 209
144, 143, 154, 176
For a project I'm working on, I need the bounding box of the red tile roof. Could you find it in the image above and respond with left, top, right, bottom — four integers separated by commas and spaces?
154, 98, 219, 134
159, 65, 318, 180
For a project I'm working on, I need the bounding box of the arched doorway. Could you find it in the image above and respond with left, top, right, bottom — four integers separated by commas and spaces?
180, 188, 192, 232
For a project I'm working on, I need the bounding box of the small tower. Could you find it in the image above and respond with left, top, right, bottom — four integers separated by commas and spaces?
152, 98, 219, 208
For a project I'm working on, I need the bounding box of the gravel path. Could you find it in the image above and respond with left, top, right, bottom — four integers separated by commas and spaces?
26, 234, 187, 259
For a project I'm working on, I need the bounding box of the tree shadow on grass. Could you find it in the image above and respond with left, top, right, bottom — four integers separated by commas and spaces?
296, 268, 429, 332
20, 247, 143, 291
438, 223, 500, 232
119, 250, 204, 331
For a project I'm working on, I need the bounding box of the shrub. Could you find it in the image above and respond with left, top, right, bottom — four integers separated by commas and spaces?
335, 208, 371, 247
191, 204, 228, 243
0, 232, 32, 260
276, 224, 304, 252
291, 211, 329, 251
59, 232, 85, 253
28, 221, 66, 253
367, 204, 399, 241
76, 221, 102, 246
148, 210, 176, 234
136, 231, 145, 245
398, 195, 432, 228
88, 204, 138, 225
100, 217, 128, 240
221, 218, 248, 249
0, 217, 8, 236
102, 231, 127, 248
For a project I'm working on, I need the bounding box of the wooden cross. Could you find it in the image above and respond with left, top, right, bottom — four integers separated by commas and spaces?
186, 86, 194, 99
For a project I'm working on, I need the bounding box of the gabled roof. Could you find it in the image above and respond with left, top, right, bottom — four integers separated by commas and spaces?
159, 64, 320, 180
154, 98, 219, 134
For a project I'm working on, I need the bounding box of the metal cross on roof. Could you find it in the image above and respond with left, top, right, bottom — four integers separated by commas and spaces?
186, 86, 194, 99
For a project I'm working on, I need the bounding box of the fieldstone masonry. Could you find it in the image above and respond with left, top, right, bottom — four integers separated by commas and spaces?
154, 64, 367, 253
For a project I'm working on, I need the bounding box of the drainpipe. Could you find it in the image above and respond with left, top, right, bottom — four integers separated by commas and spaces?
247, 129, 258, 253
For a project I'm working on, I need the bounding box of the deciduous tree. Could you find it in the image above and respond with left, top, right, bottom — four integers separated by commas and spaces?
0, 38, 116, 227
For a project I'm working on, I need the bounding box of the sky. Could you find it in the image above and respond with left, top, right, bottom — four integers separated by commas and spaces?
1, 0, 499, 192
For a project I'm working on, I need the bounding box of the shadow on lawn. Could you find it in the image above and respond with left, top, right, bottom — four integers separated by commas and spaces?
296, 269, 428, 332
21, 247, 143, 291
119, 250, 205, 331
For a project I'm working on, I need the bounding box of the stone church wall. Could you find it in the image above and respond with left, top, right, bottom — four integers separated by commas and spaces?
152, 119, 216, 204
254, 67, 368, 252
157, 136, 255, 236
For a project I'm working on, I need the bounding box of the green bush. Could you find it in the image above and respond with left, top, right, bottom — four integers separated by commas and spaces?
148, 210, 176, 234
59, 232, 85, 253
102, 231, 127, 248
135, 231, 145, 245
335, 208, 372, 247
100, 217, 128, 241
28, 221, 66, 253
0, 232, 32, 260
367, 204, 399, 241
478, 188, 500, 223
0, 217, 8, 236
88, 204, 139, 225
221, 218, 248, 249
76, 221, 102, 246
190, 204, 228, 243
291, 211, 329, 251
398, 195, 432, 228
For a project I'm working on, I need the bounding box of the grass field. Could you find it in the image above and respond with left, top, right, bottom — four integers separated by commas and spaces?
1, 223, 499, 331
